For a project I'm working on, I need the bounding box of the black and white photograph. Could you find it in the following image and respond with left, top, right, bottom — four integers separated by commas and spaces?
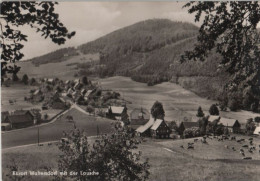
1, 1, 260, 181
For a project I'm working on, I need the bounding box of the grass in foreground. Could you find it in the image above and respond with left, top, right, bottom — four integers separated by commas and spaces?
2, 137, 260, 181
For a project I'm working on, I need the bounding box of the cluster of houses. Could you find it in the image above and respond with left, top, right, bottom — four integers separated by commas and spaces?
30, 77, 95, 108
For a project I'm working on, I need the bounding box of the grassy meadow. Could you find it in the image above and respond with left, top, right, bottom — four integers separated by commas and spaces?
2, 136, 260, 181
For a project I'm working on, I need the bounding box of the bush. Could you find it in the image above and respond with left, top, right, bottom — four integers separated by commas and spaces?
183, 127, 200, 138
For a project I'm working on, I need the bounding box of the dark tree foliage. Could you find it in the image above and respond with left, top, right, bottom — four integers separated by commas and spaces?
58, 123, 150, 181
246, 118, 256, 135
22, 74, 29, 85
209, 104, 219, 115
183, 2, 260, 111
196, 106, 204, 117
198, 116, 209, 135
151, 101, 165, 120
1, 2, 75, 75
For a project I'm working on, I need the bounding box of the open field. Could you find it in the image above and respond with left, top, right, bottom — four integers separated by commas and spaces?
2, 108, 115, 149
1, 84, 40, 112
99, 76, 260, 125
2, 137, 260, 181
16, 53, 99, 80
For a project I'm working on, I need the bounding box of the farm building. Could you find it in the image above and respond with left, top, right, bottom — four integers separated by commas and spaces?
218, 118, 240, 133
179, 121, 199, 135
129, 108, 150, 130
150, 119, 171, 138
3, 110, 36, 129
253, 127, 260, 135
1, 111, 9, 121
52, 97, 68, 109
136, 118, 155, 136
1, 123, 11, 131
106, 106, 128, 121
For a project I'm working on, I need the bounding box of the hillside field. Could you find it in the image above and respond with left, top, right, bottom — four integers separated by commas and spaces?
99, 76, 260, 124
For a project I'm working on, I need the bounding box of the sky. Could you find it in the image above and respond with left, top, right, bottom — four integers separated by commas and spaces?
20, 2, 199, 60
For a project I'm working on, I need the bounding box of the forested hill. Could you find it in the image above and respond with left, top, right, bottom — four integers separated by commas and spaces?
78, 19, 198, 54
76, 19, 228, 100
25, 19, 229, 99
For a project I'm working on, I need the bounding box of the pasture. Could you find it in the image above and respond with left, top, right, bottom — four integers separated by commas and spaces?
2, 137, 260, 181
156, 135, 260, 160
1, 84, 40, 112
99, 76, 260, 125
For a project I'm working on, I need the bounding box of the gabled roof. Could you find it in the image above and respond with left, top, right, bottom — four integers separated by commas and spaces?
208, 115, 220, 122
218, 118, 239, 127
130, 108, 150, 120
33, 89, 42, 95
181, 121, 199, 129
84, 90, 93, 98
136, 118, 155, 133
6, 114, 34, 124
151, 119, 164, 130
253, 127, 260, 135
107, 106, 125, 114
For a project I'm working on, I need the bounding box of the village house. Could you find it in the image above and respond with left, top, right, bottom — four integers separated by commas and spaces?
106, 106, 128, 121
52, 97, 69, 109
135, 117, 171, 138
136, 117, 155, 136
129, 108, 150, 130
178, 121, 200, 136
3, 110, 37, 129
47, 78, 54, 84
1, 111, 11, 131
150, 119, 171, 138
218, 118, 241, 133
32, 89, 44, 102
84, 89, 94, 101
